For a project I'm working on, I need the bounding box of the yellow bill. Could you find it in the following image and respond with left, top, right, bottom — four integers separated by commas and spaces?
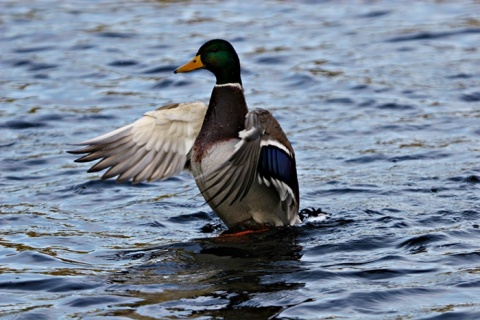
174, 55, 204, 73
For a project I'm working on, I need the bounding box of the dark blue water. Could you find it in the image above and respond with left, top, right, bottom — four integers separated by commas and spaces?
1, 0, 480, 319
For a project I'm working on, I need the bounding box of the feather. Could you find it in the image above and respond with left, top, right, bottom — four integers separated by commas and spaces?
70, 102, 207, 183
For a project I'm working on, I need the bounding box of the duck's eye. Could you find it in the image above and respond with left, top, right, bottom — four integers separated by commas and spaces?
211, 47, 218, 53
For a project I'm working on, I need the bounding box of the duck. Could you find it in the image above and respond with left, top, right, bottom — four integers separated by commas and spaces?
69, 39, 300, 232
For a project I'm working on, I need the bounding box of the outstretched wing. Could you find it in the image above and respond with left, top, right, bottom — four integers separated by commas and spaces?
69, 102, 207, 184
201, 108, 299, 216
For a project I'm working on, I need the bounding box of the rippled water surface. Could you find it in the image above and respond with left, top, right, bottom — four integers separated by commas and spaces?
1, 0, 480, 319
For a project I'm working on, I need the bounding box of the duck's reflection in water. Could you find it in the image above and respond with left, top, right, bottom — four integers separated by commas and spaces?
106, 228, 306, 318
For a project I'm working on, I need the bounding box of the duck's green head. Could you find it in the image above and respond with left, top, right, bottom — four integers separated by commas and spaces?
174, 39, 242, 86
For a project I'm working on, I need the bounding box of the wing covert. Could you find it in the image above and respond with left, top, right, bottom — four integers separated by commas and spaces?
69, 102, 207, 183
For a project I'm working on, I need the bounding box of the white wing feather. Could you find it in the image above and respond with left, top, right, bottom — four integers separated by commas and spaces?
70, 102, 207, 183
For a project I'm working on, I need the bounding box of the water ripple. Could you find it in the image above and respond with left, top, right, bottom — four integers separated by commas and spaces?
386, 28, 480, 42
1, 0, 480, 319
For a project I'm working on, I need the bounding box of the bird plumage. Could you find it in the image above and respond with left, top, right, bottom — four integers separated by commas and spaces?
69, 39, 300, 231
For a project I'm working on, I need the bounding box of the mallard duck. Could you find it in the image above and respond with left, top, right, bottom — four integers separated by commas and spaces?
69, 39, 300, 232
